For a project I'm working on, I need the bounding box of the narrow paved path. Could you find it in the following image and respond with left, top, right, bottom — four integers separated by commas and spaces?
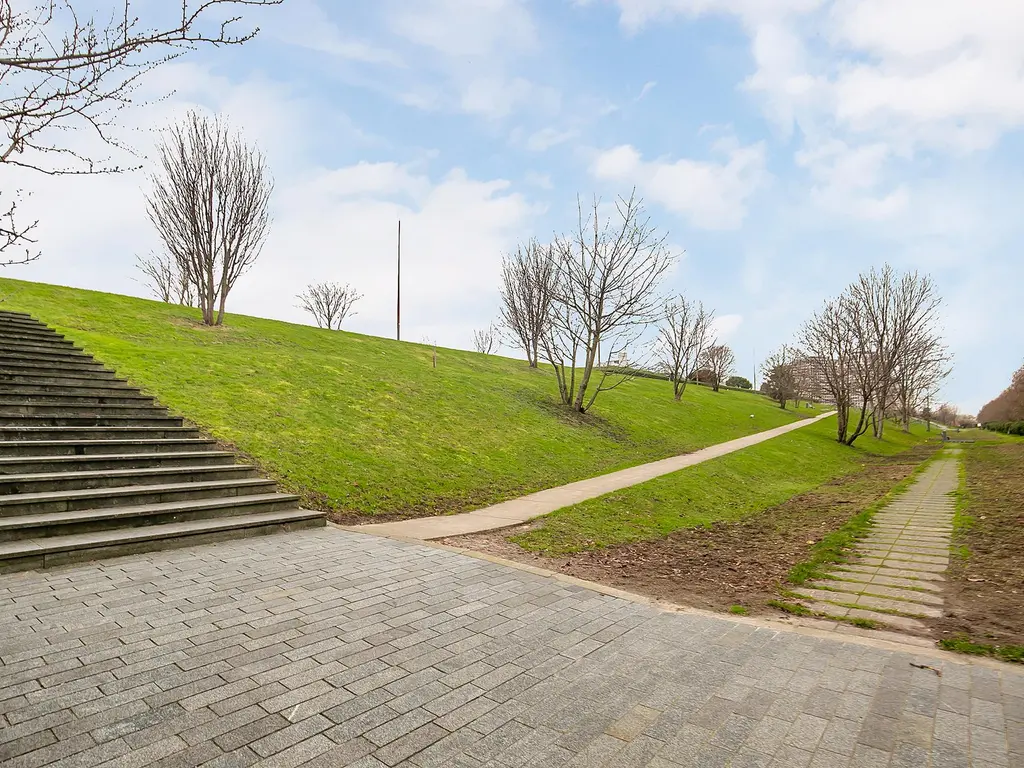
1, 528, 1020, 767
791, 450, 960, 634
355, 411, 836, 540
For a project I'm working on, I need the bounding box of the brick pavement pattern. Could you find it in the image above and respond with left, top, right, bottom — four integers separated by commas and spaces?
1, 528, 1021, 767
792, 452, 961, 634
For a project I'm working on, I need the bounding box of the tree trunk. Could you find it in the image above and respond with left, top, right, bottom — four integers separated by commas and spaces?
215, 292, 227, 326
573, 339, 599, 412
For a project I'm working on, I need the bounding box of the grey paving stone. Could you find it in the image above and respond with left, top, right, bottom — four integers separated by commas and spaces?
1, 528, 1020, 768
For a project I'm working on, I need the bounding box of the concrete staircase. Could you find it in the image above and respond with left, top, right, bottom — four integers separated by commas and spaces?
0, 310, 324, 573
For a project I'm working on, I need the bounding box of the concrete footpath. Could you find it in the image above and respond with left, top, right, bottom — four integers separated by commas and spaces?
0, 529, 1019, 768
355, 411, 837, 540
791, 452, 961, 635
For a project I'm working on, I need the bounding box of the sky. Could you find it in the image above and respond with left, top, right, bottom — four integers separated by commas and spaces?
8, 0, 1024, 414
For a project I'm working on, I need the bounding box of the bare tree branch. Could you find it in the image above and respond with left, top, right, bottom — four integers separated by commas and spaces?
134, 250, 194, 305
0, 0, 280, 255
499, 239, 555, 367
472, 323, 498, 355
542, 190, 677, 413
297, 281, 361, 330
657, 295, 713, 400
700, 344, 735, 393
146, 110, 272, 326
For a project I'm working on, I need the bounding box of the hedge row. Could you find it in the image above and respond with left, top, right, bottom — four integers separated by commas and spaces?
983, 421, 1024, 436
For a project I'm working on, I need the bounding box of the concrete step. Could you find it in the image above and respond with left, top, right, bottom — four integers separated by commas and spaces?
0, 355, 111, 374
0, 317, 52, 332
0, 508, 325, 573
0, 310, 322, 568
0, 493, 302, 540
0, 349, 98, 367
0, 450, 236, 475
0, 340, 85, 356
0, 477, 278, 515
793, 599, 929, 632
0, 402, 169, 418
0, 369, 125, 385
0, 464, 258, 495
0, 391, 155, 406
0, 414, 184, 427
0, 425, 202, 441
0, 438, 218, 457
0, 332, 77, 348
0, 383, 139, 398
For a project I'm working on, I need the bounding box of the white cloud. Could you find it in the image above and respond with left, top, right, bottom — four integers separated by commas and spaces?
383, 0, 556, 121
8, 61, 540, 353
388, 0, 537, 58
270, 0, 403, 64
579, 0, 820, 32
460, 77, 560, 120
591, 140, 768, 230
711, 313, 743, 340
525, 127, 579, 152
524, 171, 554, 189
635, 81, 657, 101
794, 139, 910, 220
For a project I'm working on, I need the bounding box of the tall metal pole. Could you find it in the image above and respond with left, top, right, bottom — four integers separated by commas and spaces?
396, 220, 401, 341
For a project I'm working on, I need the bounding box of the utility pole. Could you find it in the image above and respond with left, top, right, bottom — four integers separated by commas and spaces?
752, 347, 756, 391
396, 220, 401, 341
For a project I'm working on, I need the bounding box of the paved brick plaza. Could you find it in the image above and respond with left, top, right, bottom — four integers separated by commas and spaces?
1, 529, 1021, 767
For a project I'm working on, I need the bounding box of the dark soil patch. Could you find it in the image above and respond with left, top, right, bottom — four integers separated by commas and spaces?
444, 447, 932, 616
932, 442, 1024, 648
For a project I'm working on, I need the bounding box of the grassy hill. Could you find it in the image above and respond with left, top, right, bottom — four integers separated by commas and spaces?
512, 414, 929, 554
0, 277, 814, 519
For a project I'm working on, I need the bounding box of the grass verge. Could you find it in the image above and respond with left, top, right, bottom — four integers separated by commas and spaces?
932, 439, 1024, 656
512, 415, 927, 555
938, 636, 1024, 664
0, 277, 809, 519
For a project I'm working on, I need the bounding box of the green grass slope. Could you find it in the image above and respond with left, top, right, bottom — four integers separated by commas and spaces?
513, 415, 929, 554
0, 277, 812, 518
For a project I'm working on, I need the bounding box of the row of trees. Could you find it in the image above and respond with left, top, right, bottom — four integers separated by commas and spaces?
759, 265, 952, 446
978, 364, 1024, 427
497, 192, 741, 412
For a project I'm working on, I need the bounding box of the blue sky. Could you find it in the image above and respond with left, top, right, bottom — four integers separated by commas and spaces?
11, 0, 1024, 413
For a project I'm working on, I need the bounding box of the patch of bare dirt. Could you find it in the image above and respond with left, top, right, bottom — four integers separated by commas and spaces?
444, 447, 933, 616
932, 442, 1024, 647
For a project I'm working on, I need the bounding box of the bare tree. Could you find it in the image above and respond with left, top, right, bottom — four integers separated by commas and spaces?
894, 334, 951, 432
847, 266, 942, 439
700, 344, 735, 393
658, 296, 714, 401
0, 0, 280, 263
499, 240, 555, 367
542, 191, 676, 413
935, 402, 958, 428
802, 297, 859, 442
761, 345, 799, 410
802, 266, 947, 445
472, 323, 499, 355
296, 282, 361, 330
136, 252, 175, 304
421, 336, 438, 369
135, 251, 194, 306
147, 111, 273, 326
